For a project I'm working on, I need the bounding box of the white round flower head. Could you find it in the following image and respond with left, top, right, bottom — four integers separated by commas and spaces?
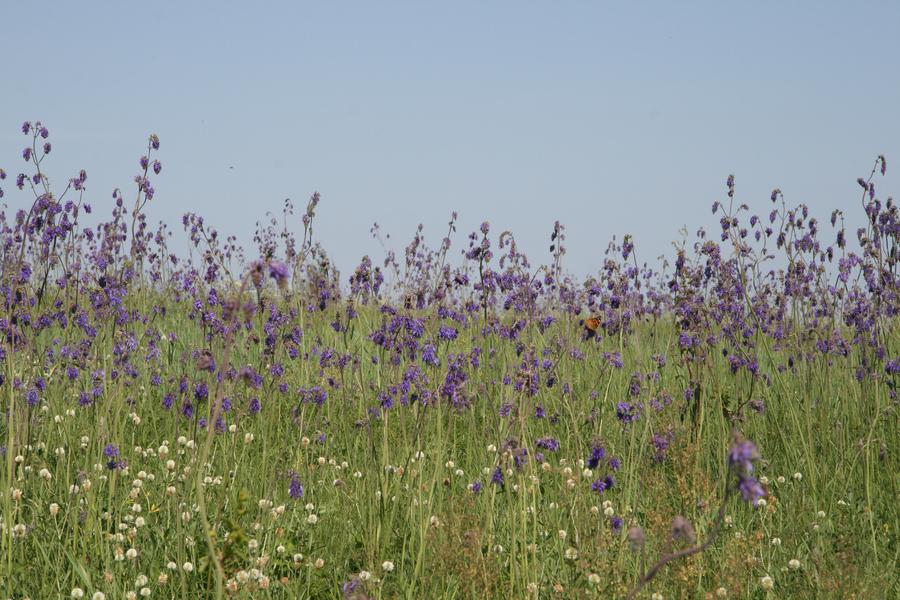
92, 593, 106, 600
716, 587, 727, 597
558, 529, 567, 540
135, 574, 148, 587
140, 588, 150, 597
382, 560, 394, 572
307, 514, 318, 524
588, 573, 601, 585
788, 559, 801, 570
71, 588, 85, 599
760, 575, 774, 591
792, 472, 802, 481
183, 562, 194, 573
167, 562, 177, 570
651, 593, 663, 600
564, 547, 578, 560
314, 558, 324, 568
604, 506, 615, 517
757, 498, 767, 508
359, 571, 372, 581
816, 510, 826, 518
771, 537, 781, 546
776, 476, 786, 484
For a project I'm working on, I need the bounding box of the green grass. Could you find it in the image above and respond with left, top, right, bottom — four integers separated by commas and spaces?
1, 303, 897, 599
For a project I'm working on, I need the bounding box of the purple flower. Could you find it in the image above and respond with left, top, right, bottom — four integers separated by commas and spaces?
268, 261, 289, 288
438, 325, 458, 341
289, 473, 304, 499
738, 476, 765, 505
610, 515, 624, 533
728, 440, 759, 474
535, 437, 560, 452
491, 467, 504, 487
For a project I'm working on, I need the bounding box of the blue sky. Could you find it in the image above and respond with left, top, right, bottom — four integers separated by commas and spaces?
2, 1, 898, 278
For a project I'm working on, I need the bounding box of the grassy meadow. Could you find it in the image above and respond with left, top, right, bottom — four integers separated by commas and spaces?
0, 125, 897, 599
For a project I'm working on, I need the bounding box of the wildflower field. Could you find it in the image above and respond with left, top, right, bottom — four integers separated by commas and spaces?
0, 122, 897, 599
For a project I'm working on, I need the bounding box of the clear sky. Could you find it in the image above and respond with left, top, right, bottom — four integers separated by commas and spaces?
2, 1, 898, 278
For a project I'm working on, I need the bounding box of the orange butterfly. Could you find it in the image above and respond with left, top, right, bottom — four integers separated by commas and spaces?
581, 316, 600, 339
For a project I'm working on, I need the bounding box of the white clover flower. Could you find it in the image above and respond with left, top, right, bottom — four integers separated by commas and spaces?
183, 562, 194, 573
248, 539, 259, 551
816, 510, 826, 519
39, 468, 52, 481
126, 548, 138, 560
788, 559, 801, 570
307, 514, 318, 525
776, 476, 786, 484
314, 558, 325, 568
244, 433, 254, 444
716, 587, 727, 597
557, 530, 567, 540
167, 562, 177, 570
49, 503, 60, 516
588, 573, 601, 585
771, 537, 781, 546
565, 547, 578, 560
71, 588, 84, 599
487, 444, 497, 453
92, 592, 106, 600
382, 560, 394, 572
139, 588, 150, 597
760, 575, 774, 591
792, 472, 802, 481
135, 575, 148, 587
